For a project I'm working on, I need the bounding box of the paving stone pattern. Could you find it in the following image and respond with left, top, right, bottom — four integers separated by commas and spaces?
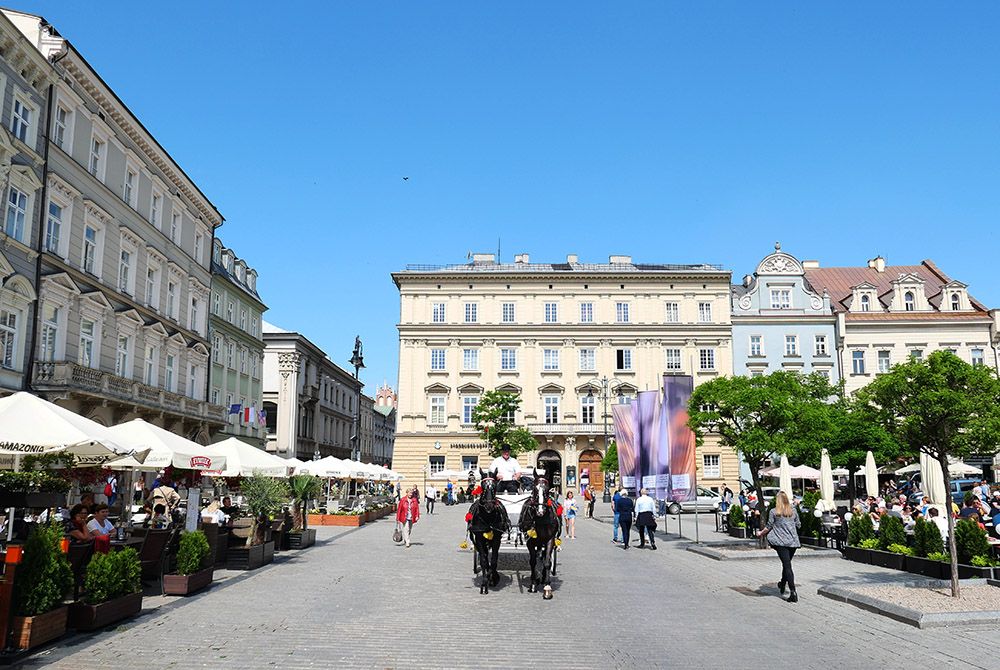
19, 502, 1000, 669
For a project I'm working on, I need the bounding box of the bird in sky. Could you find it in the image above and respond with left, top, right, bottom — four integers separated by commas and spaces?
402, 176, 409, 181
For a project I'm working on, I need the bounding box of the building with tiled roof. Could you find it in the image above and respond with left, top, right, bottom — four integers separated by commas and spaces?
803, 256, 999, 394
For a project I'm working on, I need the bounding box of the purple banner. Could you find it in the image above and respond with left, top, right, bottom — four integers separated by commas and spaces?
664, 375, 697, 503
634, 390, 659, 498
612, 404, 636, 490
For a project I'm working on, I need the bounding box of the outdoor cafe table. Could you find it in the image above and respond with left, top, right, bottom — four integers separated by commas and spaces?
109, 536, 144, 552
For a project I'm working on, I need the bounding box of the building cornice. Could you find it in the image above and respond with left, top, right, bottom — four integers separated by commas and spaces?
393, 270, 731, 288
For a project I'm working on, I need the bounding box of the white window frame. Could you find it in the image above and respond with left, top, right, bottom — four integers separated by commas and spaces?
88, 132, 107, 181
189, 296, 201, 333
749, 335, 763, 357
462, 348, 479, 371
860, 294, 871, 312
39, 302, 62, 362
194, 232, 204, 264
579, 302, 594, 323
877, 350, 891, 373
226, 341, 235, 368
500, 348, 517, 371
851, 350, 865, 375
971, 348, 985, 367
699, 348, 716, 371
10, 96, 33, 145
78, 318, 97, 369
580, 395, 596, 424
464, 302, 478, 323
462, 395, 479, 425
146, 262, 161, 311
150, 189, 163, 229
164, 352, 177, 392
904, 291, 915, 312
615, 348, 632, 371
543, 348, 560, 371
428, 395, 446, 425
115, 334, 131, 378
579, 348, 595, 371
4, 186, 28, 244
784, 335, 798, 357
665, 348, 681, 371
170, 209, 181, 243
45, 194, 71, 259
188, 363, 199, 398
543, 395, 560, 424
118, 238, 136, 297
665, 301, 679, 323
81, 223, 101, 275
615, 302, 630, 323
769, 288, 792, 309
501, 302, 515, 323
544, 302, 558, 323
951, 293, 961, 311
430, 348, 446, 371
432, 302, 445, 323
166, 280, 178, 320
0, 308, 19, 370
123, 167, 137, 208
52, 101, 73, 151
698, 302, 713, 323
703, 454, 721, 479
814, 335, 827, 356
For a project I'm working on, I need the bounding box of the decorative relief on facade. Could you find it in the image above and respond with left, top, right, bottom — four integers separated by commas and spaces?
810, 296, 823, 310
483, 339, 495, 347
277, 352, 301, 377
738, 294, 753, 310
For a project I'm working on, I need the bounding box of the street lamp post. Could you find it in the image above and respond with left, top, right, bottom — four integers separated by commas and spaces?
588, 376, 626, 503
349, 336, 365, 463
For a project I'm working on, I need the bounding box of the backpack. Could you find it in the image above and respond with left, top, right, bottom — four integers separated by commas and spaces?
104, 482, 113, 496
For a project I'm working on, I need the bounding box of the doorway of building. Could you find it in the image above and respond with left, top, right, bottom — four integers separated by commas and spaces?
536, 449, 563, 494
578, 449, 604, 491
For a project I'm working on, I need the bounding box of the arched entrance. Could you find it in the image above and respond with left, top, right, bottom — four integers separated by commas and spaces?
536, 449, 562, 494
579, 449, 603, 491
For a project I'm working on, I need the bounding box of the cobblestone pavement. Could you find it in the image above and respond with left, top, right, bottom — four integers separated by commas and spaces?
19, 503, 1000, 670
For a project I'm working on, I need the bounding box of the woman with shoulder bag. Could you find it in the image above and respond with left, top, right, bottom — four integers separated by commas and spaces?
757, 491, 801, 603
396, 487, 421, 548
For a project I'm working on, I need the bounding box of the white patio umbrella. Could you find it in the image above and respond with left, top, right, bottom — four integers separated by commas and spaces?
779, 454, 793, 499
430, 469, 467, 481
105, 419, 227, 471
920, 451, 947, 506
299, 456, 354, 479
202, 438, 291, 477
864, 451, 879, 498
819, 449, 835, 512
896, 459, 981, 477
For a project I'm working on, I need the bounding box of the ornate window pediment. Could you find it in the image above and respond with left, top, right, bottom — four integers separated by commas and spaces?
457, 382, 484, 394
538, 383, 564, 395
495, 382, 522, 394
424, 382, 450, 394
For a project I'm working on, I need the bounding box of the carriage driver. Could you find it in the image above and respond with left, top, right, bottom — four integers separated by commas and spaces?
489, 446, 522, 494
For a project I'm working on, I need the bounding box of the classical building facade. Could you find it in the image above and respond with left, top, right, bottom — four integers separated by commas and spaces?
262, 323, 363, 460
372, 382, 396, 467
9, 10, 225, 440
209, 240, 266, 447
731, 245, 838, 382
393, 253, 741, 495
0, 11, 48, 394
803, 256, 1000, 396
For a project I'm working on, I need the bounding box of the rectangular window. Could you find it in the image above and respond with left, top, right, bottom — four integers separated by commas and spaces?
150, 193, 162, 229
250, 354, 258, 378
167, 282, 179, 319
212, 292, 220, 316
40, 304, 59, 362
462, 348, 479, 371
240, 309, 247, 331
227, 342, 235, 368
226, 300, 234, 323
170, 212, 180, 240
78, 319, 95, 368
500, 348, 517, 371
190, 297, 201, 332
615, 302, 630, 323
211, 337, 220, 361
430, 348, 446, 371
194, 233, 204, 264
165, 354, 176, 391
665, 348, 681, 371
851, 350, 865, 375
429, 456, 445, 474
699, 348, 716, 371
146, 267, 159, 309
0, 309, 17, 369
750, 335, 763, 357
82, 226, 98, 274
4, 187, 27, 242
429, 395, 446, 425
814, 335, 828, 356
580, 395, 595, 424
703, 454, 721, 479
123, 170, 136, 206
240, 348, 247, 374
770, 289, 792, 309
462, 395, 479, 424
116, 335, 130, 377
972, 348, 985, 367
543, 348, 560, 371
910, 349, 923, 361
89, 137, 104, 177
502, 303, 515, 323
877, 350, 891, 373
579, 348, 595, 371
616, 348, 632, 371
816, 369, 830, 380
579, 302, 593, 323
784, 335, 798, 356
45, 201, 62, 254
544, 396, 559, 424
189, 364, 198, 397
544, 302, 558, 323
53, 105, 69, 149
11, 99, 31, 143
464, 303, 478, 323
665, 301, 680, 323
118, 249, 132, 295
698, 302, 712, 323
462, 456, 478, 472
432, 303, 445, 323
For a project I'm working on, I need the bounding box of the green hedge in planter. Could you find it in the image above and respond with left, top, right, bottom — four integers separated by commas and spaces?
799, 491, 821, 539
912, 517, 943, 557
176, 531, 211, 576
83, 548, 141, 605
727, 505, 746, 528
858, 538, 880, 549
0, 471, 71, 495
12, 521, 72, 617
848, 513, 874, 546
877, 514, 906, 551
955, 517, 991, 565
887, 543, 913, 556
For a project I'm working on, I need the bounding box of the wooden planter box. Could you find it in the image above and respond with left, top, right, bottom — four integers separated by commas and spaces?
728, 526, 750, 539
307, 513, 363, 527
68, 592, 142, 631
11, 606, 67, 650
906, 556, 946, 579
287, 529, 316, 549
799, 536, 824, 547
162, 567, 214, 596
869, 550, 906, 571
958, 564, 996, 580
0, 491, 67, 509
841, 546, 871, 564
226, 541, 275, 570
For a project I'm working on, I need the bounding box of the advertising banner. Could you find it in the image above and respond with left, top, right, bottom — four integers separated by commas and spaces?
664, 375, 697, 502
612, 403, 636, 489
634, 390, 659, 497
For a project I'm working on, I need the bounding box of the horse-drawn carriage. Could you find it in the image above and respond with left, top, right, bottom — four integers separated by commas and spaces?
467, 469, 561, 598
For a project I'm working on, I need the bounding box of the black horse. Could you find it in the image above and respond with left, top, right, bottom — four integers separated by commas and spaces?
468, 470, 510, 595
518, 469, 561, 599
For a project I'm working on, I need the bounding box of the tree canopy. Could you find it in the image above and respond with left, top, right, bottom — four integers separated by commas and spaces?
600, 441, 619, 473
824, 397, 900, 506
472, 389, 538, 457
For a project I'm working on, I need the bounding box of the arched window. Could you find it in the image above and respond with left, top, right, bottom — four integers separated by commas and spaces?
904, 291, 915, 311
860, 294, 870, 312
951, 292, 960, 311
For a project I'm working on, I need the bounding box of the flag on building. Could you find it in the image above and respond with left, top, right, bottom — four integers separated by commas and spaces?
258, 408, 267, 426
229, 403, 242, 416
244, 406, 256, 424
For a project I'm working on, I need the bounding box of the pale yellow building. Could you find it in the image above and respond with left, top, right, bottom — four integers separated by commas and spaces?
392, 253, 741, 496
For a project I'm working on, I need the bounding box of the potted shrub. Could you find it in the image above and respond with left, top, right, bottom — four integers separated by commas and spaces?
287, 474, 322, 550
227, 475, 287, 570
907, 518, 947, 578
797, 492, 823, 546
868, 514, 907, 570
727, 505, 749, 538
10, 521, 72, 650
0, 471, 71, 509
163, 531, 213, 595
68, 548, 142, 631
843, 513, 876, 563
955, 518, 996, 579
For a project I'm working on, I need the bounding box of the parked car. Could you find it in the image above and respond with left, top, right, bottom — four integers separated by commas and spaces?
907, 478, 982, 507
665, 487, 720, 515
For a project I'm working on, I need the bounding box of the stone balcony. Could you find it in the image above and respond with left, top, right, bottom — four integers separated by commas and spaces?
33, 361, 227, 425
527, 422, 606, 436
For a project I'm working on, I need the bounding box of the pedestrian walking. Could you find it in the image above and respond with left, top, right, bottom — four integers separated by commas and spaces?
611, 487, 622, 543
616, 490, 635, 549
584, 486, 595, 518
425, 484, 436, 514
635, 488, 657, 550
564, 491, 579, 538
721, 486, 733, 513
757, 491, 801, 602
446, 480, 454, 506
396, 487, 421, 548
104, 472, 118, 507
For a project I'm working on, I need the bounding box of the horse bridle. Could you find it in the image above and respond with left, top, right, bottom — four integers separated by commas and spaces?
534, 476, 550, 516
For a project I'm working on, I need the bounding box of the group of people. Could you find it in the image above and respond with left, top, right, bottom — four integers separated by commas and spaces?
855, 481, 1000, 539
609, 487, 659, 550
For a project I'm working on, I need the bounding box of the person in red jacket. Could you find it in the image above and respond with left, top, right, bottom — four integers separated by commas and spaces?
396, 487, 421, 548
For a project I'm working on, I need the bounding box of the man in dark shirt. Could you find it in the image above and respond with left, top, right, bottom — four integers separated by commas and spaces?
616, 490, 635, 550
959, 497, 980, 521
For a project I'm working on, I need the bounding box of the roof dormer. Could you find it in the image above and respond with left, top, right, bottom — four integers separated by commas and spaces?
849, 282, 879, 313
888, 273, 928, 312
941, 281, 970, 312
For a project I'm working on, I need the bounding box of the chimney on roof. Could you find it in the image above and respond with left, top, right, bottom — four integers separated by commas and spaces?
609, 255, 632, 265
742, 274, 753, 287
472, 253, 496, 265
514, 253, 529, 264
867, 256, 886, 273
802, 260, 820, 269
567, 254, 578, 264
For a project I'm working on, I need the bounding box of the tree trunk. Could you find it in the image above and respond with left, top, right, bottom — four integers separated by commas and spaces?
749, 462, 769, 549
293, 501, 305, 532
847, 461, 859, 510
938, 452, 960, 598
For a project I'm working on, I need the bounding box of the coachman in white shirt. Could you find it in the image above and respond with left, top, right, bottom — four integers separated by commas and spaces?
489, 446, 522, 494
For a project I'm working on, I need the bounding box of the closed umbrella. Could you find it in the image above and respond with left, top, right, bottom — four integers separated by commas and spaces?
920, 452, 947, 506
864, 451, 879, 498
779, 454, 793, 499
819, 449, 835, 512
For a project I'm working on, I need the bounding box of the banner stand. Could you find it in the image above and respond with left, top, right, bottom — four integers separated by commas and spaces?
677, 510, 682, 539
693, 501, 700, 544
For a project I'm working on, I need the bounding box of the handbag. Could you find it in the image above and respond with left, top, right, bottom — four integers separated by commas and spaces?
392, 522, 403, 543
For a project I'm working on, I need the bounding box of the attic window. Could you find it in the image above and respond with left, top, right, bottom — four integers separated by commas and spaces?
860, 294, 870, 311
904, 291, 915, 311
951, 293, 960, 311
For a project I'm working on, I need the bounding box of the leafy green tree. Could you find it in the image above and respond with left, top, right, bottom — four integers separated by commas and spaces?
689, 371, 835, 545
877, 514, 906, 551
288, 474, 323, 531
825, 397, 900, 507
240, 474, 290, 546
858, 350, 1000, 597
472, 390, 537, 457
600, 441, 618, 473
847, 513, 875, 546
12, 521, 72, 616
955, 517, 991, 565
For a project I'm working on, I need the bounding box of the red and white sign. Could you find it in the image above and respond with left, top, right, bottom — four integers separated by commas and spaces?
189, 456, 212, 469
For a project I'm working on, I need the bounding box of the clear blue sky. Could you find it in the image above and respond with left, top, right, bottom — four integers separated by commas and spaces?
17, 2, 1000, 390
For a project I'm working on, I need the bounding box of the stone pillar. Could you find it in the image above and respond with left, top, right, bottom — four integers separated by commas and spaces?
277, 351, 301, 458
